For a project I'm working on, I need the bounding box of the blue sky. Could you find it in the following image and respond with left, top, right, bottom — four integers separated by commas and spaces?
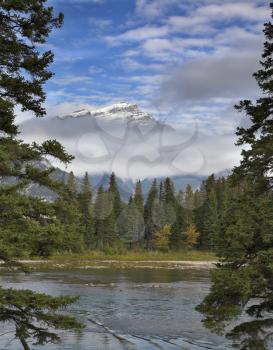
41, 0, 269, 125
17, 1, 272, 179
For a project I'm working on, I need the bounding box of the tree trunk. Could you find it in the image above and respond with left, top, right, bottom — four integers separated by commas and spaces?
18, 335, 30, 350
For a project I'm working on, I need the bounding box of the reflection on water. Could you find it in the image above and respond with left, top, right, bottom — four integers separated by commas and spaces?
0, 268, 233, 349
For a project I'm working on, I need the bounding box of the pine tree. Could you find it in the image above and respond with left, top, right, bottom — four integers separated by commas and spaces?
169, 206, 185, 249
0, 288, 83, 350
104, 210, 118, 249
118, 200, 144, 247
94, 186, 105, 249
162, 177, 185, 249
234, 4, 273, 193
182, 184, 195, 225
0, 1, 81, 348
198, 4, 273, 349
144, 179, 158, 244
194, 181, 207, 247
78, 172, 94, 249
162, 177, 177, 227
159, 181, 164, 201
195, 175, 219, 249
52, 173, 84, 253
216, 177, 231, 241
203, 186, 219, 250
94, 186, 117, 249
108, 172, 122, 219
153, 197, 169, 229
120, 179, 145, 248
67, 171, 77, 196
0, 1, 64, 134
133, 180, 144, 215
0, 193, 73, 257
164, 177, 176, 204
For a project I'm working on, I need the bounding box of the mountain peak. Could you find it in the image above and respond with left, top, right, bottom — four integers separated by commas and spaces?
59, 102, 154, 122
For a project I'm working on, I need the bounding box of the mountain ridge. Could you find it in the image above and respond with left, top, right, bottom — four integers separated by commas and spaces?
19, 101, 231, 181
58, 102, 154, 122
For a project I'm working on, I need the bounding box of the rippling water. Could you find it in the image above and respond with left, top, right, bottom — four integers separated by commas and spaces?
0, 268, 234, 349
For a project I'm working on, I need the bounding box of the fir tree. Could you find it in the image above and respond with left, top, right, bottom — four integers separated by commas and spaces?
0, 193, 69, 257
163, 178, 185, 249
0, 1, 81, 348
163, 177, 176, 204
118, 200, 144, 247
104, 209, 118, 249
144, 179, 158, 244
152, 197, 169, 229
94, 186, 104, 249
203, 186, 219, 250
78, 172, 94, 249
216, 177, 231, 240
53, 194, 84, 253
198, 4, 273, 349
234, 3, 273, 193
182, 184, 195, 225
195, 175, 219, 249
67, 171, 77, 196
0, 0, 64, 135
133, 180, 144, 215
169, 206, 185, 249
162, 177, 177, 227
159, 181, 164, 201
94, 186, 117, 249
0, 288, 83, 350
194, 181, 207, 247
108, 172, 122, 219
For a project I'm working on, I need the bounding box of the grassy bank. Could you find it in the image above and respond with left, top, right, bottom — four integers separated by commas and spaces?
51, 250, 216, 262
18, 250, 216, 271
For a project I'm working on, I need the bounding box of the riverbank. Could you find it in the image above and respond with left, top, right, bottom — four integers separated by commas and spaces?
18, 250, 217, 270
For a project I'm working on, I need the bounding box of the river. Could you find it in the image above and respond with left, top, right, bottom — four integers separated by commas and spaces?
0, 268, 234, 349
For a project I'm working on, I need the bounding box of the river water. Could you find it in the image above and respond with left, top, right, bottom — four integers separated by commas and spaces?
0, 268, 234, 349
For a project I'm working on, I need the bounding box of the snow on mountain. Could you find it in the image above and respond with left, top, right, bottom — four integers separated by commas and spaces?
59, 102, 154, 122
19, 101, 174, 179
65, 109, 91, 118
21, 100, 231, 181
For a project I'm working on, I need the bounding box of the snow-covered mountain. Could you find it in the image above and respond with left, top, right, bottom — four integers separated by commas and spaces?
19, 102, 177, 181
19, 101, 230, 181
14, 101, 236, 198
59, 102, 154, 122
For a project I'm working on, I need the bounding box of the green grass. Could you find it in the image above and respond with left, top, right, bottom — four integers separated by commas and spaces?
50, 250, 216, 262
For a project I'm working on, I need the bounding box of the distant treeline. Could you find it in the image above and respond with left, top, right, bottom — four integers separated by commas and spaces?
0, 167, 257, 257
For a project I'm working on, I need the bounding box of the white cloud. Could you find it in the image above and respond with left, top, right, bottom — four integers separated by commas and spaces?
140, 37, 213, 61
89, 17, 112, 29
52, 75, 92, 86
159, 48, 260, 104
168, 2, 269, 34
120, 58, 164, 71
135, 0, 182, 18
106, 2, 268, 53
105, 25, 169, 45
196, 2, 269, 21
